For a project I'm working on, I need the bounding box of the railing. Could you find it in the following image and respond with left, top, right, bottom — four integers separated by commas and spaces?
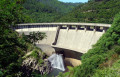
14, 23, 111, 32
17, 23, 111, 27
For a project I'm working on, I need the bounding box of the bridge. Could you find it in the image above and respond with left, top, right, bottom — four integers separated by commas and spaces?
14, 23, 111, 54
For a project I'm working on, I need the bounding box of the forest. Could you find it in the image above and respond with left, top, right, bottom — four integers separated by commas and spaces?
23, 0, 81, 22
0, 0, 120, 77
0, 0, 47, 76
57, 0, 120, 24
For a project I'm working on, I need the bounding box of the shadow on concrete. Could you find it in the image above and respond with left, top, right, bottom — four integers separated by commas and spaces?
53, 47, 83, 60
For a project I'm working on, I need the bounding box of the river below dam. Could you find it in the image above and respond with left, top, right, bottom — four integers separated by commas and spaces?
47, 57, 81, 77
36, 44, 82, 77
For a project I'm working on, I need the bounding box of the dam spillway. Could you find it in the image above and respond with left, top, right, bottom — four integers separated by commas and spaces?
55, 28, 103, 53
13, 23, 111, 53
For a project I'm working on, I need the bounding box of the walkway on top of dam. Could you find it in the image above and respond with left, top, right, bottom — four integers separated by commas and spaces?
17, 22, 111, 27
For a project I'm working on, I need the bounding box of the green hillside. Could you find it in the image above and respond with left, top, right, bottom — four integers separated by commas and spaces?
23, 0, 81, 23
38, 0, 80, 13
57, 0, 120, 24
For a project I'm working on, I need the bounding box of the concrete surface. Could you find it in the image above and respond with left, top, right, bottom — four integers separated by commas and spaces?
36, 44, 55, 56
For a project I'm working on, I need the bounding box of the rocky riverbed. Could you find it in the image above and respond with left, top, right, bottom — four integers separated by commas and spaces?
22, 57, 52, 76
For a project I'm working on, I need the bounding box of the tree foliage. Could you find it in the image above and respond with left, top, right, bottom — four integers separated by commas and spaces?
23, 0, 81, 23
57, 0, 120, 24
0, 0, 32, 76
0, 0, 32, 27
27, 31, 46, 45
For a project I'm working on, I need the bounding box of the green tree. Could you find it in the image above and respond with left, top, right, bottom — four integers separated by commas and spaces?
0, 0, 31, 76
27, 31, 46, 45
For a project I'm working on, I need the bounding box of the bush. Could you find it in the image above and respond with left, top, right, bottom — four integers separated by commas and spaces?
92, 60, 120, 77
27, 31, 46, 45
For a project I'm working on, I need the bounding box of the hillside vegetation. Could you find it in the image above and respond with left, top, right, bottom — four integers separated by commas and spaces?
37, 0, 80, 13
23, 0, 81, 23
0, 0, 48, 76
57, 0, 120, 24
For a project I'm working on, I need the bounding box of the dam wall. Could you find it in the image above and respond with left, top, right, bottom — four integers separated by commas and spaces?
54, 29, 103, 53
15, 25, 58, 45
14, 23, 111, 53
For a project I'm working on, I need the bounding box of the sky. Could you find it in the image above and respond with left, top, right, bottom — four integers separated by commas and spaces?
58, 0, 88, 3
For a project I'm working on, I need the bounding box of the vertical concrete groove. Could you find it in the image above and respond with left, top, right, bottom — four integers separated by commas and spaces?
52, 26, 61, 45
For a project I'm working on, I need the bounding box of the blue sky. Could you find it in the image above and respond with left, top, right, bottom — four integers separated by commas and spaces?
58, 0, 88, 3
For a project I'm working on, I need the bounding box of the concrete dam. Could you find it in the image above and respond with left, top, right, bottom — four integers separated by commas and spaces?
14, 23, 111, 53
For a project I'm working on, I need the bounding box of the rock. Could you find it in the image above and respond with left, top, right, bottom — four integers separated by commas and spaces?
64, 58, 81, 67
22, 57, 52, 76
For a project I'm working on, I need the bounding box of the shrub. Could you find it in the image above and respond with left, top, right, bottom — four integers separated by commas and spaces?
27, 31, 46, 45
93, 60, 120, 77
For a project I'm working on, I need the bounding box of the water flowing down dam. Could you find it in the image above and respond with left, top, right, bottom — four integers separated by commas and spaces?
55, 28, 103, 53
48, 53, 65, 71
